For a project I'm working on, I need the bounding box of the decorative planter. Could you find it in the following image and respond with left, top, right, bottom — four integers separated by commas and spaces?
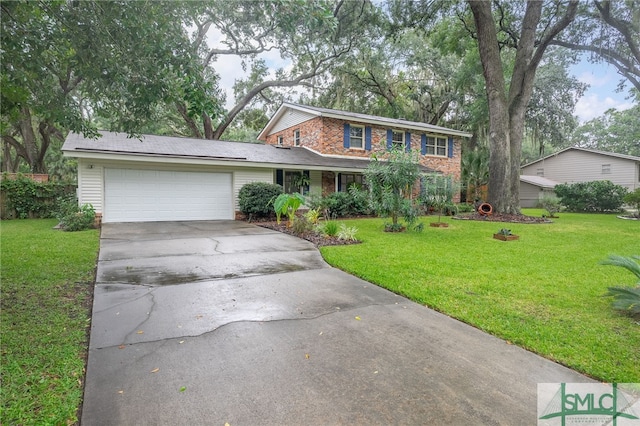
493, 233, 519, 241
430, 222, 449, 228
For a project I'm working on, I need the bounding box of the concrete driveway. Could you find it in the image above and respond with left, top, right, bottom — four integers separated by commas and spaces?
83, 221, 591, 425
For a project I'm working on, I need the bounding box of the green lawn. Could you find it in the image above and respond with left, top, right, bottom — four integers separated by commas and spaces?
1, 219, 100, 425
320, 210, 640, 383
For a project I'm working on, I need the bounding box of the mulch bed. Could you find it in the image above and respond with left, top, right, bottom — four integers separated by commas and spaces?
256, 221, 361, 247
453, 213, 553, 223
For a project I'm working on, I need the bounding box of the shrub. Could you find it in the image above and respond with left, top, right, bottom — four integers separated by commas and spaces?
623, 188, 640, 217
455, 203, 475, 213
291, 215, 313, 235
304, 208, 321, 225
238, 182, 283, 218
0, 174, 74, 219
56, 198, 96, 231
601, 255, 640, 318
337, 223, 358, 241
323, 190, 371, 218
539, 194, 563, 217
321, 221, 339, 237
554, 180, 628, 212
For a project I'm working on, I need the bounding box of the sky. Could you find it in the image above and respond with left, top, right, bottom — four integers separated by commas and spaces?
569, 56, 636, 123
208, 25, 636, 126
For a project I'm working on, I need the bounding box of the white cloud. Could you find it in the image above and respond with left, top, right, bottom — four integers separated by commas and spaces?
575, 71, 612, 87
574, 94, 634, 123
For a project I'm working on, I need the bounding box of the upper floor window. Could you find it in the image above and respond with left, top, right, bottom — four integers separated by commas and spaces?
277, 135, 283, 145
426, 136, 447, 156
536, 168, 544, 177
293, 129, 301, 146
391, 131, 404, 149
602, 164, 611, 174
349, 125, 364, 149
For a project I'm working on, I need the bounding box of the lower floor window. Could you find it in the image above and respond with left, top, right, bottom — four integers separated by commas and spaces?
285, 171, 309, 195
339, 173, 365, 192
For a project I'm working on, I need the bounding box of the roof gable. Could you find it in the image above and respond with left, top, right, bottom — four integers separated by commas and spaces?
258, 102, 472, 140
522, 146, 640, 168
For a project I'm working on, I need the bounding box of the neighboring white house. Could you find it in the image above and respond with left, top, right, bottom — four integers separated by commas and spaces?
520, 147, 640, 207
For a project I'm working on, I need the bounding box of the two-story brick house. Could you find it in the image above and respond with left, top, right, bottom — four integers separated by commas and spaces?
258, 103, 470, 196
62, 103, 470, 223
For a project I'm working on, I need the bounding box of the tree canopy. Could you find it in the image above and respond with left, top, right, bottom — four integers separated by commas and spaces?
1, 0, 637, 216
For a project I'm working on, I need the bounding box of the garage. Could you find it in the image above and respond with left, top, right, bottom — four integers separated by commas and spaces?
104, 169, 233, 223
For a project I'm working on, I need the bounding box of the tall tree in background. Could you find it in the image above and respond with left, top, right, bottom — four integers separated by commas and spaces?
187, 0, 374, 140
552, 1, 640, 91
1, 1, 207, 173
468, 1, 578, 214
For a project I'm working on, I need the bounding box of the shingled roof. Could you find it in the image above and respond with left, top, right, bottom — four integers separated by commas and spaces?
258, 102, 473, 140
62, 131, 436, 173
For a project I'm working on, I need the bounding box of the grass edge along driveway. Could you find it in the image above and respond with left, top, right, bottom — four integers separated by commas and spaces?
320, 210, 639, 383
1, 219, 99, 426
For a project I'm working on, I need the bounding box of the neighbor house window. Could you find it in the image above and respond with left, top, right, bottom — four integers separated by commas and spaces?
426, 136, 447, 156
339, 173, 365, 192
349, 125, 364, 149
277, 135, 283, 145
392, 130, 404, 149
293, 129, 301, 146
536, 168, 544, 177
602, 164, 611, 174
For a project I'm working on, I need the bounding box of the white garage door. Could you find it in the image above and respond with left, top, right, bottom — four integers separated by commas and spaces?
104, 169, 233, 222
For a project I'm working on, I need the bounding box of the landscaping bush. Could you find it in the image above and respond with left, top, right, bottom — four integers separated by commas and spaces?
554, 180, 628, 212
56, 196, 96, 231
323, 190, 371, 218
623, 188, 640, 217
539, 194, 563, 217
238, 182, 283, 218
0, 174, 74, 219
320, 221, 339, 237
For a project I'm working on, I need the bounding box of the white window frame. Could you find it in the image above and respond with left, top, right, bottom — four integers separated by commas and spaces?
426, 135, 447, 157
277, 135, 283, 145
391, 130, 404, 149
349, 125, 364, 150
293, 129, 301, 146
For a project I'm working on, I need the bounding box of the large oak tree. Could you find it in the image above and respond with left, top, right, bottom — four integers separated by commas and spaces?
468, 1, 578, 214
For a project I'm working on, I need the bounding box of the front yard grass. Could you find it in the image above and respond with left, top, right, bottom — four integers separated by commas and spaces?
1, 219, 99, 425
320, 210, 640, 383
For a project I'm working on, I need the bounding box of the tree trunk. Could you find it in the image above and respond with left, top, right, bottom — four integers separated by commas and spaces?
469, 0, 577, 214
469, 1, 512, 214
18, 107, 43, 173
175, 102, 203, 139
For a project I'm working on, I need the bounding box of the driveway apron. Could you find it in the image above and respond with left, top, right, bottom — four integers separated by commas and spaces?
82, 221, 592, 425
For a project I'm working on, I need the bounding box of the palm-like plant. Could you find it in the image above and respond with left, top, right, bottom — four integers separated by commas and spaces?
461, 147, 489, 202
601, 254, 640, 317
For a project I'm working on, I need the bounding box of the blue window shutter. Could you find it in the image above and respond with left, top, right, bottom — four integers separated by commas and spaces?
365, 126, 372, 151
343, 123, 350, 148
405, 132, 411, 152
337, 173, 342, 192
421, 134, 427, 155
448, 136, 454, 158
386, 129, 392, 149
276, 169, 283, 186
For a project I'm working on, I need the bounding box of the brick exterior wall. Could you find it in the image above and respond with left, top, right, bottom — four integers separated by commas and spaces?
266, 117, 462, 180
